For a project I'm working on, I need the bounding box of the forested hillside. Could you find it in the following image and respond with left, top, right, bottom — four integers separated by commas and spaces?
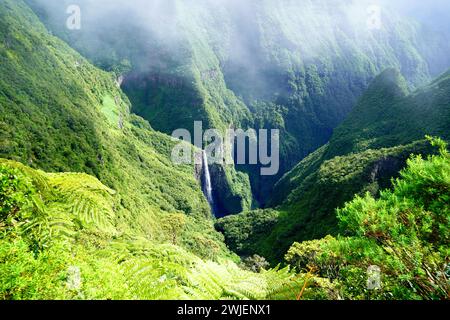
0, 0, 448, 300
26, 0, 450, 205
217, 69, 450, 262
0, 0, 231, 258
285, 138, 449, 300
0, 0, 316, 299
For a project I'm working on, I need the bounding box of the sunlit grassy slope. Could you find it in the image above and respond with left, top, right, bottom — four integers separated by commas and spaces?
0, 159, 313, 299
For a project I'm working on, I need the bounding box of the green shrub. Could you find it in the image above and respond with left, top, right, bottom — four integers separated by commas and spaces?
286, 138, 450, 300
0, 166, 35, 225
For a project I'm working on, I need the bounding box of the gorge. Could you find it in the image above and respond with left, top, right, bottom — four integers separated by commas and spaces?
0, 0, 449, 300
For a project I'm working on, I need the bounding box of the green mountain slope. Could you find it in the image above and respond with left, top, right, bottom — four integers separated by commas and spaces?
26, 0, 450, 206
285, 140, 449, 299
0, 159, 313, 300
326, 69, 450, 158
0, 0, 323, 300
218, 68, 450, 263
0, 0, 225, 259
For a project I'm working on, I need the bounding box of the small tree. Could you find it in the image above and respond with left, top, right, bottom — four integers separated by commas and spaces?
162, 213, 187, 245
242, 255, 270, 273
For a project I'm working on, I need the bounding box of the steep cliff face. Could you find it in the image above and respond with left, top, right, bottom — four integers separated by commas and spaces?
26, 0, 450, 207
218, 68, 450, 263
0, 0, 230, 259
209, 163, 254, 217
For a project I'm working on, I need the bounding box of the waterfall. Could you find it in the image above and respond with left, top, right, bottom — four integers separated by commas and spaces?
202, 151, 215, 213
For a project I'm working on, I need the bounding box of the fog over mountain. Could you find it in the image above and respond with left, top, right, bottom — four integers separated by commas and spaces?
28, 0, 450, 75
26, 0, 450, 206
1, 0, 449, 300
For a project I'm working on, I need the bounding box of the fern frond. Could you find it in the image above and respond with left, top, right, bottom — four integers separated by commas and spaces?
48, 173, 116, 232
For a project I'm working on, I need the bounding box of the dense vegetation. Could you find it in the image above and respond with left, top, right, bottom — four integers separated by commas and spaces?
0, 159, 306, 299
286, 137, 449, 299
27, 0, 450, 205
218, 69, 450, 263
1, 138, 447, 299
0, 0, 228, 260
0, 0, 304, 299
0, 0, 448, 300
217, 140, 436, 263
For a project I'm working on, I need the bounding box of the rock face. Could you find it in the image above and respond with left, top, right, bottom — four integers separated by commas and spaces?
368, 156, 404, 190
194, 151, 203, 182
194, 150, 247, 217
210, 164, 249, 218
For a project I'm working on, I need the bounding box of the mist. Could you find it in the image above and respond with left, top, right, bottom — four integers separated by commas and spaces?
27, 0, 450, 74
25, 0, 450, 118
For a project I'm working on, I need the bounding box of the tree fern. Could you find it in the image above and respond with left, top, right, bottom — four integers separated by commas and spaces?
48, 173, 116, 232
1, 160, 118, 243
1, 159, 320, 300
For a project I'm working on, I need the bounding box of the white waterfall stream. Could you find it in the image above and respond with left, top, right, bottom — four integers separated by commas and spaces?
202, 151, 215, 213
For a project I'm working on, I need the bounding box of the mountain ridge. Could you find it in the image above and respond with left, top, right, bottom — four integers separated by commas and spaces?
217, 66, 450, 262
26, 0, 450, 205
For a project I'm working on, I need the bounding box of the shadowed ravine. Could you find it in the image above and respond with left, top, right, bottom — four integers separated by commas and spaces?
0, 0, 448, 301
